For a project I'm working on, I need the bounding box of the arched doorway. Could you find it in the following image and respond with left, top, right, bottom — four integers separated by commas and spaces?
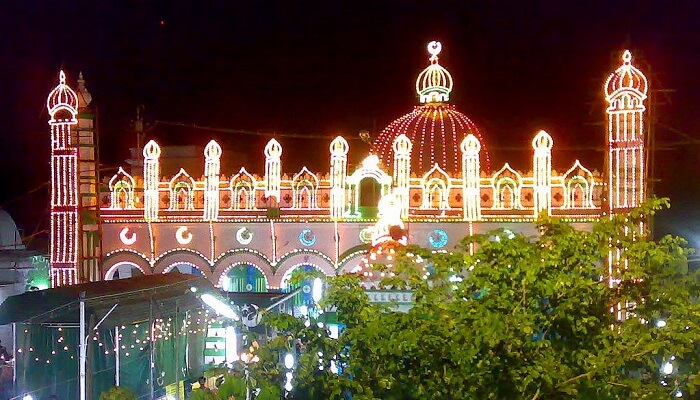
281, 264, 322, 309
105, 262, 145, 280
165, 262, 204, 277
358, 177, 381, 218
223, 264, 267, 292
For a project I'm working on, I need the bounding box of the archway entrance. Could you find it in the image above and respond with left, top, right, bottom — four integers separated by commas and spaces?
105, 262, 144, 280
165, 262, 204, 276
223, 264, 267, 292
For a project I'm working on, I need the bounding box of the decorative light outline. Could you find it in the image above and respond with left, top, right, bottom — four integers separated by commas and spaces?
236, 227, 253, 245
428, 229, 449, 248
299, 229, 316, 247
175, 226, 193, 245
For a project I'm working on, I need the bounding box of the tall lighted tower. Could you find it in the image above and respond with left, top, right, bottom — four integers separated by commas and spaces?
605, 50, 648, 213
329, 136, 349, 219
264, 139, 282, 202
143, 140, 161, 222
203, 140, 222, 221
47, 71, 80, 286
392, 134, 412, 218
532, 130, 553, 217
461, 134, 481, 221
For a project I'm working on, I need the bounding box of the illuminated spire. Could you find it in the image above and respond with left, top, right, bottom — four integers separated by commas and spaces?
76, 72, 93, 108
47, 70, 79, 122
605, 50, 648, 100
415, 41, 453, 103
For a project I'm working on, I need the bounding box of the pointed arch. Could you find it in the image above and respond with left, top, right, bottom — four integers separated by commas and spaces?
169, 168, 195, 210
229, 167, 257, 210
108, 167, 136, 209
492, 163, 522, 209
562, 160, 595, 209
291, 167, 320, 209
421, 163, 451, 209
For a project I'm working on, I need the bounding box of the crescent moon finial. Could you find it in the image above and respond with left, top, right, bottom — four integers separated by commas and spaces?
427, 41, 442, 57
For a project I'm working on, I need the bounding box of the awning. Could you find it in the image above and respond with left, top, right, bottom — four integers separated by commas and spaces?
0, 272, 217, 327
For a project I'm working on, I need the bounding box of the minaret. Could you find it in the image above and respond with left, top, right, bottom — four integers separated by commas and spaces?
47, 71, 80, 286
604, 50, 648, 213
329, 136, 349, 219
264, 139, 282, 202
460, 134, 481, 221
143, 140, 161, 222
392, 134, 412, 218
203, 140, 222, 221
532, 130, 553, 217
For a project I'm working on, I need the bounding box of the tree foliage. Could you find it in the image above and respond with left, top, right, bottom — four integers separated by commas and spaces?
247, 199, 700, 399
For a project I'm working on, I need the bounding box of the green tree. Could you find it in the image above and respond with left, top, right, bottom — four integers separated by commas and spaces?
99, 386, 137, 400
250, 199, 700, 399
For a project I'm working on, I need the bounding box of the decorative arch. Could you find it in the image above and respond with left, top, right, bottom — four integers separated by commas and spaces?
218, 263, 269, 292
274, 250, 335, 288
108, 167, 136, 209
562, 160, 595, 209
421, 164, 451, 209
164, 262, 207, 278
105, 261, 146, 280
492, 163, 522, 209
230, 167, 257, 210
338, 246, 370, 273
102, 249, 151, 279
346, 155, 392, 217
169, 168, 196, 210
213, 249, 274, 285
153, 249, 211, 280
291, 167, 320, 209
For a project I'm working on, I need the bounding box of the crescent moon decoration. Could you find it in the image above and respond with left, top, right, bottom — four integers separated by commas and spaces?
119, 227, 137, 246
175, 226, 193, 245
428, 229, 448, 248
236, 227, 253, 245
299, 229, 316, 247
359, 227, 373, 244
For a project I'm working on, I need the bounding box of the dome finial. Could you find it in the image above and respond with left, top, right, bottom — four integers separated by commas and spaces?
622, 49, 632, 65
416, 41, 453, 103
59, 70, 66, 84
427, 41, 442, 64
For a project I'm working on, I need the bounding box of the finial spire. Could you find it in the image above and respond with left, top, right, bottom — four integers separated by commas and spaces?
427, 41, 442, 64
415, 41, 453, 103
622, 49, 632, 65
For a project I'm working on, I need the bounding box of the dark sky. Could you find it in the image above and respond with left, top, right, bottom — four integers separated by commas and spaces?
0, 1, 699, 249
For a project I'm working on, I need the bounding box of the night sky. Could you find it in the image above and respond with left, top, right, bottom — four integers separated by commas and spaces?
0, 1, 698, 250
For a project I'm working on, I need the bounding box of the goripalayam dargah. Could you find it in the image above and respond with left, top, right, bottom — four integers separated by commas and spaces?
47, 41, 648, 304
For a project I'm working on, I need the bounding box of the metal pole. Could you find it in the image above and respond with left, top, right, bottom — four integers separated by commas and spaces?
174, 301, 180, 400
115, 326, 120, 387
149, 297, 155, 399
80, 292, 87, 400
11, 323, 16, 386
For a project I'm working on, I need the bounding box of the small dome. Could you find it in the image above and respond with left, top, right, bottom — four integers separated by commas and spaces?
46, 71, 78, 120
415, 41, 453, 104
372, 103, 489, 176
605, 50, 648, 99
372, 41, 490, 176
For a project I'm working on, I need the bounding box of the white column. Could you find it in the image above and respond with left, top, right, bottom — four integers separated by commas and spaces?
532, 130, 553, 217
143, 140, 161, 222
203, 140, 222, 221
461, 134, 481, 221
329, 137, 349, 219
392, 134, 412, 219
264, 139, 282, 202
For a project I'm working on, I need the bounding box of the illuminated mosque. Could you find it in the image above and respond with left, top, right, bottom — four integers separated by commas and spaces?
46, 42, 649, 304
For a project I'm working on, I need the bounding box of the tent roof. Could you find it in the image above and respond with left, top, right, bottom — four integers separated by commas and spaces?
0, 272, 216, 328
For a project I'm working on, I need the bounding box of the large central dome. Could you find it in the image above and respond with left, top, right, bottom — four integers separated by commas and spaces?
371, 41, 489, 176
